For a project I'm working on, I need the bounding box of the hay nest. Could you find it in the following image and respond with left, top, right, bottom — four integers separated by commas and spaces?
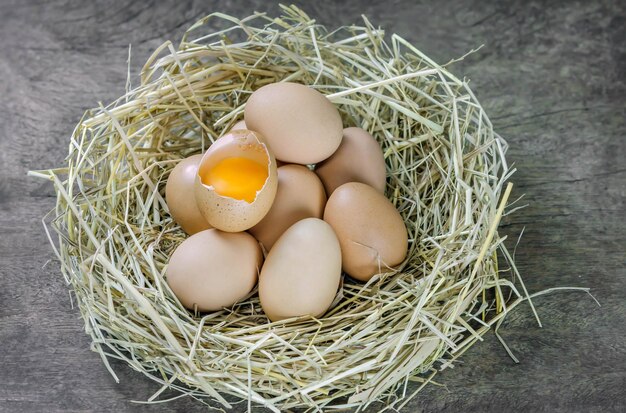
32, 6, 536, 411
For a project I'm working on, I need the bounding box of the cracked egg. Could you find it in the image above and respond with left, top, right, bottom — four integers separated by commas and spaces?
194, 130, 278, 232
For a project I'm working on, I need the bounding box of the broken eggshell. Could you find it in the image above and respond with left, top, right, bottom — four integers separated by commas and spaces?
194, 130, 278, 232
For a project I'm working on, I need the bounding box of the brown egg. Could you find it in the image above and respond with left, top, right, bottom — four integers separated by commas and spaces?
230, 119, 247, 131
324, 182, 408, 282
244, 82, 343, 164
259, 218, 341, 322
249, 164, 326, 251
315, 127, 387, 195
165, 154, 212, 235
166, 229, 262, 312
194, 130, 278, 232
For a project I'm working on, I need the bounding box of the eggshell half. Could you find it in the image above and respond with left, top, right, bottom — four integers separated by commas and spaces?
259, 218, 341, 322
324, 182, 408, 282
315, 127, 387, 195
195, 130, 278, 232
249, 164, 326, 251
244, 82, 343, 164
166, 229, 262, 312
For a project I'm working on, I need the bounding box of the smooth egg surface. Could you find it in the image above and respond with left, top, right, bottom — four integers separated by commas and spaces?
244, 82, 343, 164
324, 182, 408, 282
230, 119, 247, 131
249, 164, 327, 251
259, 218, 341, 322
315, 127, 387, 196
195, 130, 278, 232
166, 229, 262, 312
165, 154, 212, 235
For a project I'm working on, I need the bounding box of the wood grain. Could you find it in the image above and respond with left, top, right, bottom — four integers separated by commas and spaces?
1, 0, 624, 412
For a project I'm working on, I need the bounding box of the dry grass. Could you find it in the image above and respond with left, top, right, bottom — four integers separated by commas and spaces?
29, 5, 548, 411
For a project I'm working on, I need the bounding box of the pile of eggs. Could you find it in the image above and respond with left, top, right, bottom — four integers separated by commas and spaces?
165, 82, 408, 322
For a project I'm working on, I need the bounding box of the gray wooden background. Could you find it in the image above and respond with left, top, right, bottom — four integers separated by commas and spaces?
1, 0, 624, 412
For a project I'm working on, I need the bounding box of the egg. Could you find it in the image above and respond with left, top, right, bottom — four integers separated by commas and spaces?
315, 127, 387, 195
249, 164, 326, 251
230, 119, 247, 131
324, 182, 408, 282
244, 82, 343, 164
259, 218, 341, 322
165, 154, 212, 235
230, 119, 288, 167
166, 229, 262, 312
194, 130, 278, 232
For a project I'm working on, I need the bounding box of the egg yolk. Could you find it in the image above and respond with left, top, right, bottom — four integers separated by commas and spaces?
202, 157, 268, 203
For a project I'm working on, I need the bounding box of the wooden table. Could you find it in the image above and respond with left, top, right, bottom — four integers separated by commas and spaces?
1, 1, 624, 411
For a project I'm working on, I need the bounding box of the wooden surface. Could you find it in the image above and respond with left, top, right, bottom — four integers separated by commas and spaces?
1, 0, 624, 411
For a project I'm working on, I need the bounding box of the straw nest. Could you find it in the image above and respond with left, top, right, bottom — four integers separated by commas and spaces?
32, 5, 536, 411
